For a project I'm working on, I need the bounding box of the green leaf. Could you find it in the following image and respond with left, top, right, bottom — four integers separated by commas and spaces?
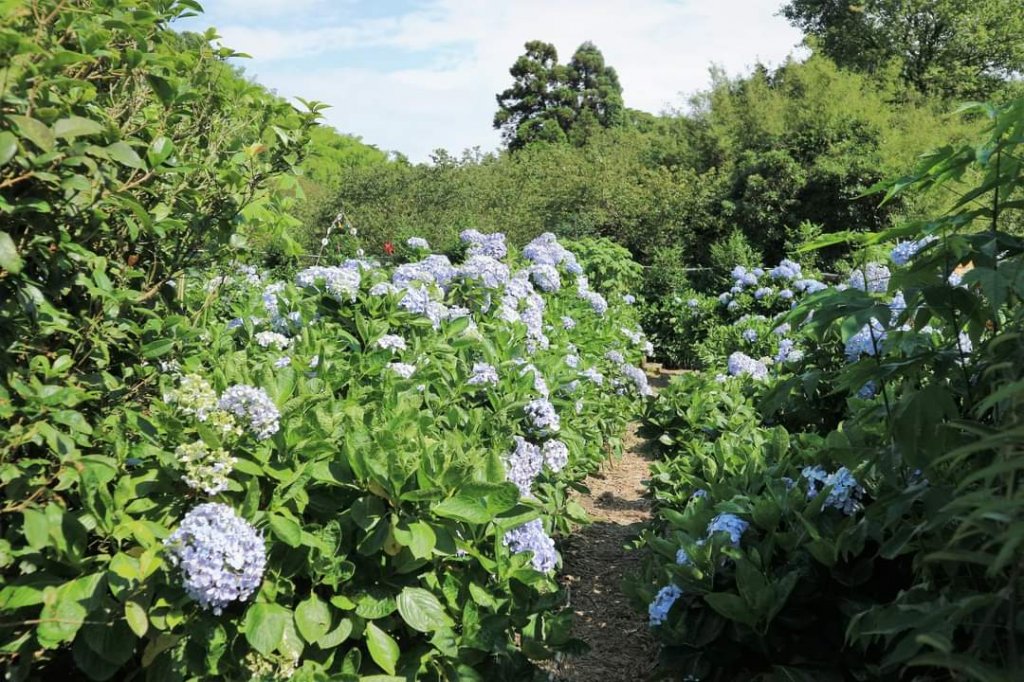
318, 617, 353, 648
125, 600, 148, 637
364, 621, 399, 675
0, 231, 23, 275
433, 495, 491, 524
0, 131, 17, 166
9, 115, 54, 152
269, 513, 302, 548
141, 338, 174, 359
396, 587, 454, 633
54, 116, 104, 140
106, 141, 145, 170
146, 136, 174, 167
704, 592, 758, 627
243, 603, 290, 656
22, 509, 48, 549
294, 594, 331, 644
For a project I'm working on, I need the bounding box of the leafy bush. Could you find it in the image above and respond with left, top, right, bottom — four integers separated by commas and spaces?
1, 227, 652, 680
632, 97, 1024, 681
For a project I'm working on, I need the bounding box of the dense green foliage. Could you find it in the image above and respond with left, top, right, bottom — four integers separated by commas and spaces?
313, 55, 976, 291
781, 0, 1024, 98
493, 41, 625, 151
633, 97, 1024, 680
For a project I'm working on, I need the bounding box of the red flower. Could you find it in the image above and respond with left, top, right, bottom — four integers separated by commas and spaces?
383, 241, 395, 256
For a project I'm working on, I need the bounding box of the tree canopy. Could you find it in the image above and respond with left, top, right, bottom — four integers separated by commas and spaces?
780, 0, 1024, 98
494, 40, 624, 150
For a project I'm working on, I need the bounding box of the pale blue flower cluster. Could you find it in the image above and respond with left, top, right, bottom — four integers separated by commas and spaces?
707, 513, 749, 546
468, 362, 498, 386
581, 368, 605, 385
742, 329, 758, 342
503, 519, 557, 572
773, 323, 791, 336
393, 255, 456, 290
605, 350, 625, 365
272, 357, 290, 369
457, 255, 510, 290
217, 385, 280, 440
802, 465, 865, 515
623, 294, 636, 305
727, 352, 768, 380
775, 338, 803, 364
376, 334, 407, 352
388, 362, 417, 379
577, 277, 609, 315
565, 355, 580, 368
844, 319, 886, 361
687, 298, 700, 308
620, 364, 654, 396
779, 289, 794, 300
295, 265, 361, 302
856, 381, 877, 399
562, 315, 576, 330
793, 278, 827, 294
542, 439, 569, 472
847, 263, 891, 293
522, 232, 582, 274
406, 236, 430, 250
461, 229, 507, 259
254, 331, 291, 350
524, 398, 560, 433
517, 363, 550, 396
529, 264, 561, 292
648, 584, 683, 626
754, 287, 773, 300
164, 503, 266, 615
504, 436, 543, 496
890, 236, 937, 266
770, 259, 802, 280
399, 287, 449, 328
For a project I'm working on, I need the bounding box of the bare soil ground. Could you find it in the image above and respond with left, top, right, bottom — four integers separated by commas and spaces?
543, 367, 683, 681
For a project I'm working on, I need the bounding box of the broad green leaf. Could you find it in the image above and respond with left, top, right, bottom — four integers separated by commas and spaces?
243, 603, 290, 656
433, 495, 491, 524
147, 136, 174, 166
396, 587, 454, 633
0, 131, 17, 165
9, 115, 54, 152
106, 141, 145, 170
141, 339, 174, 358
22, 509, 48, 549
294, 594, 331, 644
268, 514, 302, 548
704, 592, 758, 627
0, 231, 23, 275
54, 116, 104, 139
364, 621, 399, 675
125, 600, 148, 637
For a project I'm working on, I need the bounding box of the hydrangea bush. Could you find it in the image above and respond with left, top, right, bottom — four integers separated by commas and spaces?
1, 232, 652, 680
631, 99, 1024, 680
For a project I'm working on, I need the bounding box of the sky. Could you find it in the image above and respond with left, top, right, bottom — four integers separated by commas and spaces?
176, 1, 806, 162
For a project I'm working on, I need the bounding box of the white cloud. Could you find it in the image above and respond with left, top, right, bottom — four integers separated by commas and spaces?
210, 0, 805, 161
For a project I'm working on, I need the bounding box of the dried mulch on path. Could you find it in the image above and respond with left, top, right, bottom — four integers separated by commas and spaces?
543, 422, 660, 681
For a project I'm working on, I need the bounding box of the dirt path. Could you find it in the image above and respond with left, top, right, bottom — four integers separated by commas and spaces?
545, 368, 680, 681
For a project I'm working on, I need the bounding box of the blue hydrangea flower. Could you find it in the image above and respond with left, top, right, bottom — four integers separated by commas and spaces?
504, 436, 543, 496
793, 278, 827, 294
844, 319, 887, 361
754, 287, 773, 300
504, 519, 557, 572
623, 294, 636, 305
388, 362, 416, 379
376, 334, 407, 352
218, 385, 280, 440
742, 329, 758, 342
164, 503, 266, 615
529, 264, 561, 292
648, 584, 683, 626
562, 316, 576, 330
727, 352, 767, 380
460, 229, 507, 259
406, 236, 430, 250
802, 466, 865, 515
848, 263, 891, 293
295, 266, 361, 302
580, 367, 604, 385
706, 513, 749, 547
524, 398, 560, 433
620, 364, 654, 396
468, 362, 498, 386
890, 236, 937, 266
605, 350, 625, 365
542, 439, 569, 472
769, 259, 802, 280
457, 255, 510, 290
